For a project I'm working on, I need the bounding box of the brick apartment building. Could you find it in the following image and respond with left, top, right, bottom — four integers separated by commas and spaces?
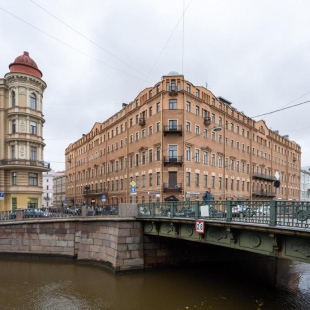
65, 72, 301, 206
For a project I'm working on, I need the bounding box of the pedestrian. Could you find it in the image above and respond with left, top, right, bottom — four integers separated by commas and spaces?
202, 188, 212, 201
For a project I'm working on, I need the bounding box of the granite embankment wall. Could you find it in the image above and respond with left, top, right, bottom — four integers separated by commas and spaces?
0, 218, 144, 272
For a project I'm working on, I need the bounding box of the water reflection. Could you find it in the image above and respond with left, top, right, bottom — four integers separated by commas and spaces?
0, 256, 309, 310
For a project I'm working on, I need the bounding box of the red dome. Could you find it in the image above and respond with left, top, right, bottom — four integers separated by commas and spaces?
9, 51, 43, 78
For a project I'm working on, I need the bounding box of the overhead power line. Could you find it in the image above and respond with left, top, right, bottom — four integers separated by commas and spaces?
251, 100, 310, 118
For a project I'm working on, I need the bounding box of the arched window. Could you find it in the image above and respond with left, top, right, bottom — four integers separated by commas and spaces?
30, 93, 36, 109
11, 90, 16, 107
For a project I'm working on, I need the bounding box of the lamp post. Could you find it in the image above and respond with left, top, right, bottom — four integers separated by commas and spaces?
84, 185, 90, 206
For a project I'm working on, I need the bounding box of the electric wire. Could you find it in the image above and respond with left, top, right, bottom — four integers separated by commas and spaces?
0, 6, 153, 82
30, 0, 157, 83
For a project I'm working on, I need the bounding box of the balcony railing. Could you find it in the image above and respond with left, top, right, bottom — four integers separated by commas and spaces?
167, 86, 178, 96
138, 118, 146, 126
163, 125, 182, 136
0, 159, 50, 169
163, 156, 183, 166
162, 183, 182, 192
83, 189, 108, 195
252, 191, 276, 197
252, 173, 276, 181
203, 117, 211, 126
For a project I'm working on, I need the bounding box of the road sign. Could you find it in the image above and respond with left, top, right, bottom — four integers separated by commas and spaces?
63, 200, 67, 206
101, 195, 106, 202
195, 220, 205, 234
130, 185, 136, 194
0, 192, 4, 200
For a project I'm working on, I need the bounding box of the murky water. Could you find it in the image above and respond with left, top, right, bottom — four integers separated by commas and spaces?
0, 256, 309, 310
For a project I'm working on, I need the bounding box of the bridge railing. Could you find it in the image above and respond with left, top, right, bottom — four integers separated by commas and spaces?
0, 205, 119, 221
137, 200, 310, 230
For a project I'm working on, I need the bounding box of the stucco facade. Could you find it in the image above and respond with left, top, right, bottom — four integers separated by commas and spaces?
0, 52, 50, 211
65, 72, 301, 206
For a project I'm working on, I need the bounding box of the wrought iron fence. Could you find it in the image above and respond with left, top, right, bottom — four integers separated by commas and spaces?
137, 200, 310, 230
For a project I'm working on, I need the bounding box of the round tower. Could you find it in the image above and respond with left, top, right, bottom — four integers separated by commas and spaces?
0, 51, 49, 211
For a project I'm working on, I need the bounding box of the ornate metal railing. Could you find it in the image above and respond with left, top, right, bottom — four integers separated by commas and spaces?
0, 159, 50, 169
137, 200, 310, 230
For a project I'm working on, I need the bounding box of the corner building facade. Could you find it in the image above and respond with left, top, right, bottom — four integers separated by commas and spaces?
0, 52, 50, 211
65, 72, 301, 205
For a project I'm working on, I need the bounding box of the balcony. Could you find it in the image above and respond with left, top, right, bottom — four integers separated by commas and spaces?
0, 159, 50, 171
252, 191, 276, 198
203, 117, 211, 126
252, 173, 276, 181
163, 125, 182, 136
43, 196, 51, 201
83, 189, 108, 195
162, 183, 182, 192
168, 86, 178, 96
163, 156, 183, 166
138, 118, 146, 126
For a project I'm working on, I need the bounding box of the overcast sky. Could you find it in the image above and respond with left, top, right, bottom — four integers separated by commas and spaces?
1, 0, 310, 172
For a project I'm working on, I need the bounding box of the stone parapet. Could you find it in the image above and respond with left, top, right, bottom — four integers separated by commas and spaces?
0, 217, 144, 273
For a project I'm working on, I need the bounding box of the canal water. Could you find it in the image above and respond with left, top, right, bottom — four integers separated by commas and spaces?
0, 256, 309, 310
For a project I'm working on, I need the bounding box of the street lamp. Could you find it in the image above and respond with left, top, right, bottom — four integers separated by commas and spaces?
84, 185, 90, 206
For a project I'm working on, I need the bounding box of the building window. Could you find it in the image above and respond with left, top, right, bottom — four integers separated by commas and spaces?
136, 154, 139, 166
186, 101, 190, 112
231, 179, 234, 190
186, 172, 190, 186
11, 145, 16, 159
12, 120, 16, 133
203, 129, 208, 138
142, 129, 146, 138
169, 120, 177, 130
204, 175, 208, 187
156, 122, 160, 132
135, 132, 139, 141
211, 176, 215, 189
29, 173, 38, 186
149, 107, 153, 116
186, 122, 191, 132
195, 125, 199, 135
142, 175, 146, 187
30, 146, 37, 161
11, 90, 16, 107
149, 173, 153, 186
12, 172, 17, 185
218, 177, 222, 189
195, 173, 199, 187
30, 121, 37, 135
203, 151, 208, 165
196, 89, 200, 97
186, 84, 190, 92
211, 154, 215, 166
211, 113, 215, 122
169, 145, 177, 159
218, 156, 223, 168
156, 147, 161, 161
156, 102, 160, 113
195, 149, 200, 163
156, 172, 160, 185
211, 131, 215, 141
195, 105, 199, 116
169, 99, 177, 110
147, 149, 152, 163
142, 151, 146, 164
186, 147, 191, 161
30, 93, 37, 109
148, 126, 153, 135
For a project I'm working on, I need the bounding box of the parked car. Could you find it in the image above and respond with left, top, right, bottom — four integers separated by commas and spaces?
23, 209, 46, 218
232, 205, 256, 217
9, 212, 16, 219
256, 205, 270, 216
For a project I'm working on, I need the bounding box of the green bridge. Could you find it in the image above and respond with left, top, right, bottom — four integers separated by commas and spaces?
137, 200, 310, 264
